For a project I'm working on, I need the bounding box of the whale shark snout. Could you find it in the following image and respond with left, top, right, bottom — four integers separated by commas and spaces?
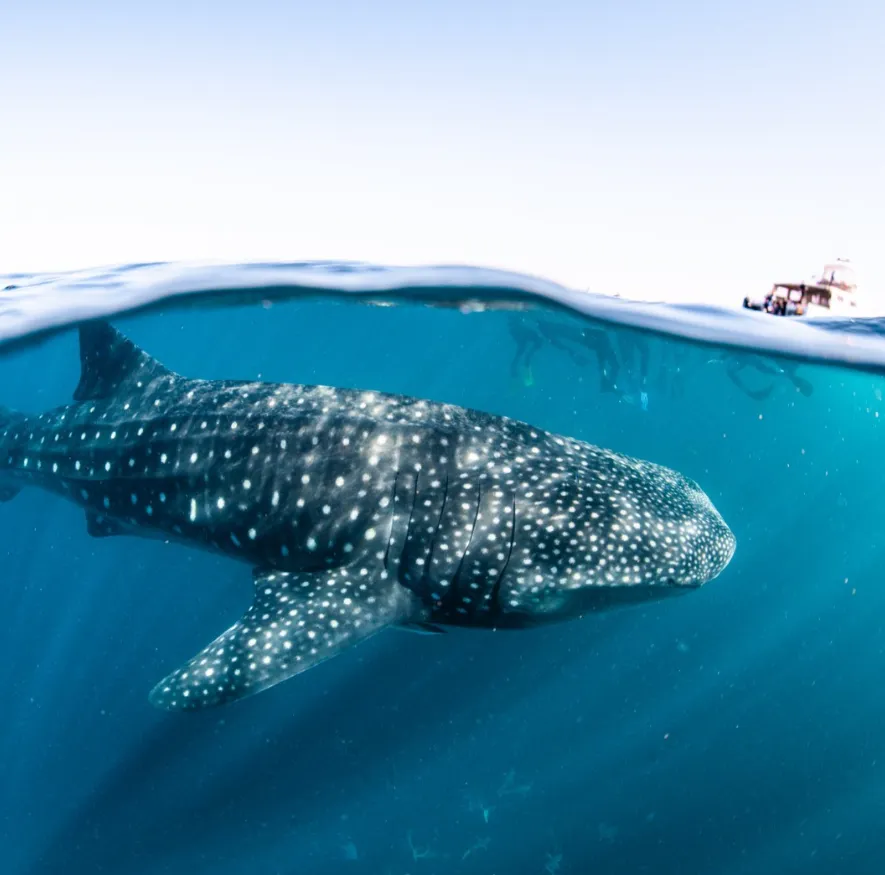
679, 479, 736, 587
674, 509, 736, 589
656, 474, 737, 589
568, 460, 735, 597
706, 510, 736, 581
643, 472, 736, 591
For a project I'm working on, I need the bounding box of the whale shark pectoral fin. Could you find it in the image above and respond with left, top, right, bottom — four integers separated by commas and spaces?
149, 568, 418, 711
74, 320, 176, 402
85, 511, 127, 538
0, 485, 21, 502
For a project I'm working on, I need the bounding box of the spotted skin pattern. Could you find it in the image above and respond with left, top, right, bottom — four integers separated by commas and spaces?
0, 322, 735, 711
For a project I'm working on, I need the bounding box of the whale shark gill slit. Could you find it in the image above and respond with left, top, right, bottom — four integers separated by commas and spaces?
450, 481, 482, 614
488, 498, 517, 623
420, 472, 449, 590
403, 467, 421, 554
382, 471, 399, 569
384, 470, 417, 577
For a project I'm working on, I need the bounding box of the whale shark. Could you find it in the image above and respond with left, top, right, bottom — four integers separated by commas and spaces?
0, 321, 736, 711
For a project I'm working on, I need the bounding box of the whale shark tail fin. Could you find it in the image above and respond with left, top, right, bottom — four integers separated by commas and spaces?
149, 568, 420, 711
0, 407, 25, 501
74, 320, 177, 403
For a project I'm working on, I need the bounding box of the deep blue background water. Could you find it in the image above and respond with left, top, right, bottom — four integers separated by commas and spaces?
2, 296, 884, 874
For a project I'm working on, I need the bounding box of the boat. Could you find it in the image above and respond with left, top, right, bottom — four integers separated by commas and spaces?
742, 258, 859, 317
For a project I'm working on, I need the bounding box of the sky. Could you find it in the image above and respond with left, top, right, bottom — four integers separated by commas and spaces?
1, 0, 883, 307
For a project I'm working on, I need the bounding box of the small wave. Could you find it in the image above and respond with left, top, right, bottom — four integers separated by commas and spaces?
2, 260, 885, 373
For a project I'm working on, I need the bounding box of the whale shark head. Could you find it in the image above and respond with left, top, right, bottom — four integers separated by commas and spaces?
497, 446, 736, 621
593, 459, 734, 599
588, 458, 735, 590
642, 467, 736, 589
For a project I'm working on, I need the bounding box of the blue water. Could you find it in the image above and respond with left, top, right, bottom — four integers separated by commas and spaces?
1, 268, 885, 874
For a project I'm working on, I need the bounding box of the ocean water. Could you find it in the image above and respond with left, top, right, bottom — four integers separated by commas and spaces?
1, 264, 884, 875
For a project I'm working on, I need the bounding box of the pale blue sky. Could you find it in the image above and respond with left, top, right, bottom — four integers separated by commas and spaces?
2, 0, 883, 306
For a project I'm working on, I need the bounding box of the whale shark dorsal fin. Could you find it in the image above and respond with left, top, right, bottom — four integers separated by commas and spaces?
149, 568, 421, 711
74, 320, 176, 402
